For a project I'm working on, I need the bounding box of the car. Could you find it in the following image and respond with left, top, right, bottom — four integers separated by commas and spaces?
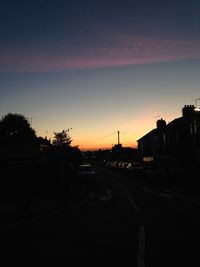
74, 163, 96, 188
143, 157, 183, 181
106, 161, 113, 168
126, 162, 145, 175
120, 162, 130, 170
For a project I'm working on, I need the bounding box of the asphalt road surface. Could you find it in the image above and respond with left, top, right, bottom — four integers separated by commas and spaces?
1, 164, 200, 266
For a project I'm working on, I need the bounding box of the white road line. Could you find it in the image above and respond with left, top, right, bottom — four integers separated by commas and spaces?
157, 192, 173, 198
109, 176, 127, 192
141, 187, 172, 198
137, 225, 145, 267
127, 193, 139, 212
165, 191, 192, 201
109, 176, 140, 211
141, 187, 154, 193
106, 189, 112, 199
98, 195, 110, 202
98, 188, 112, 202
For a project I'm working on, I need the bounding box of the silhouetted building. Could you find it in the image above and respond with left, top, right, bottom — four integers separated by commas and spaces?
111, 144, 136, 161
137, 105, 200, 168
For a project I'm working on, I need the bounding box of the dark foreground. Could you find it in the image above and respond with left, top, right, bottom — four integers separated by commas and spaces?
0, 162, 200, 266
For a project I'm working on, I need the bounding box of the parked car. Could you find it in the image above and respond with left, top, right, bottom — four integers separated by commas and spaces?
126, 162, 145, 175
74, 163, 96, 188
106, 161, 113, 168
120, 162, 129, 170
143, 157, 183, 180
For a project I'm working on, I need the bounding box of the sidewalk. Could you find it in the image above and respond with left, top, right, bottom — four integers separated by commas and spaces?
169, 182, 200, 204
0, 159, 95, 226
0, 182, 92, 227
165, 170, 200, 205
29, 182, 91, 214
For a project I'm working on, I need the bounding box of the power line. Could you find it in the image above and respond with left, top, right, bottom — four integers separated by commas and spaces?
120, 131, 134, 136
99, 131, 116, 139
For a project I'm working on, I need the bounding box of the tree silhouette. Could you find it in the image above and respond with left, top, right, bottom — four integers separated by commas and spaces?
52, 129, 72, 147
0, 113, 36, 145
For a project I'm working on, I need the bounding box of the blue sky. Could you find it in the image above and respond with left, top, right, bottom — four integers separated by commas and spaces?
0, 0, 200, 150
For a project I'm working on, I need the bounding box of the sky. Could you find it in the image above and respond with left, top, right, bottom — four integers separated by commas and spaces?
0, 0, 200, 150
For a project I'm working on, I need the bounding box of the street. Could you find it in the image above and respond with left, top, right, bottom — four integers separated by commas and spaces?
1, 163, 200, 266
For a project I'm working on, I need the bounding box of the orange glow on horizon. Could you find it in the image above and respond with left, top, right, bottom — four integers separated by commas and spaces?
36, 106, 181, 152
76, 142, 138, 152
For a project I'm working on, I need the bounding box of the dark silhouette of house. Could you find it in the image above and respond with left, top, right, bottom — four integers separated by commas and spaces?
110, 144, 137, 161
137, 105, 200, 169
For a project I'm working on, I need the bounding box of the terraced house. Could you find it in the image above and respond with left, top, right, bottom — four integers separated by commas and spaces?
137, 105, 200, 168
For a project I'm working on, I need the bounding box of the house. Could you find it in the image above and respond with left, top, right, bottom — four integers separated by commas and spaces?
137, 105, 200, 168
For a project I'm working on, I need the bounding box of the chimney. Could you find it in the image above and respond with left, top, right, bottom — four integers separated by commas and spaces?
182, 105, 195, 118
156, 118, 166, 130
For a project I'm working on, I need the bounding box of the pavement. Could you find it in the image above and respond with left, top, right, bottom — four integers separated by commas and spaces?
165, 168, 200, 204
0, 181, 93, 227
0, 159, 96, 227
166, 182, 200, 206
135, 167, 200, 205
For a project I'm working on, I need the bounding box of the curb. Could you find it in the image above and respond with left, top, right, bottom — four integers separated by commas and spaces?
0, 190, 95, 230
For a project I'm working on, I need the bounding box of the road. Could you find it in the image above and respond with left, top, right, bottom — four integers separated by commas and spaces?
1, 164, 200, 266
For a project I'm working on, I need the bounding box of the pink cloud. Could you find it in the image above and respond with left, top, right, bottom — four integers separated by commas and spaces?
0, 35, 200, 72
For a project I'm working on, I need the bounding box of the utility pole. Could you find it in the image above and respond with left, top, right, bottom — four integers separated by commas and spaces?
118, 130, 120, 145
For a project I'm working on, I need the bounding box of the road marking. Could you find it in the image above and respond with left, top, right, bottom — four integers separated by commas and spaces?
165, 191, 193, 201
142, 187, 172, 198
108, 175, 140, 211
98, 195, 110, 202
109, 176, 140, 211
127, 193, 139, 212
157, 192, 172, 198
98, 189, 112, 202
137, 225, 145, 267
106, 189, 112, 199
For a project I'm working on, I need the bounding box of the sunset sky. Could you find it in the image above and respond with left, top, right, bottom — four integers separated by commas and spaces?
0, 0, 200, 150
